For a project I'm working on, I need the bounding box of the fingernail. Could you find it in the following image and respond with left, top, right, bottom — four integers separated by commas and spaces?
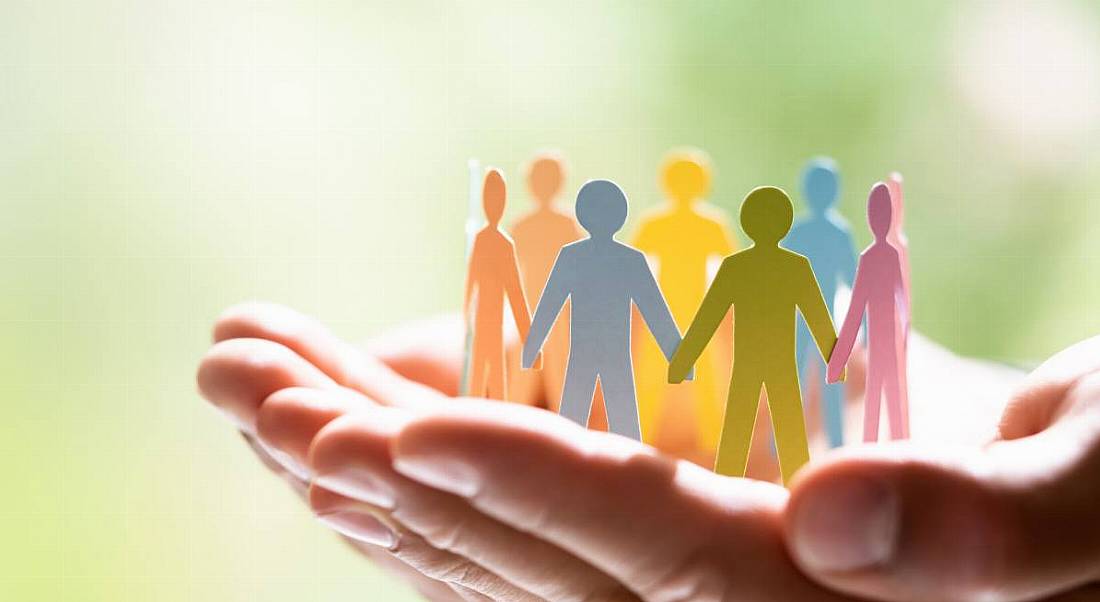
392, 454, 481, 498
314, 467, 397, 510
791, 477, 899, 572
316, 510, 398, 548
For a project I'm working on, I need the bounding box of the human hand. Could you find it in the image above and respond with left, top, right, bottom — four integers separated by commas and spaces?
785, 336, 1100, 602
198, 302, 1098, 601
198, 303, 857, 600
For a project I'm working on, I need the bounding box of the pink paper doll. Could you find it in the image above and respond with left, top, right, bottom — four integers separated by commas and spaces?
827, 183, 908, 441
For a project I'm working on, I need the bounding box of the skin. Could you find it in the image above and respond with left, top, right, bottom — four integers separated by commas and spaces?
198, 302, 1100, 602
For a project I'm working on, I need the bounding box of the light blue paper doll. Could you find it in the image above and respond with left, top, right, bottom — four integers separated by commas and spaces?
522, 180, 690, 440
782, 158, 857, 448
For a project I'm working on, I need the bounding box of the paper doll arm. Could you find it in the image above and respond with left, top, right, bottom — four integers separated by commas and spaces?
797, 259, 840, 370
503, 245, 533, 341
840, 230, 858, 288
827, 260, 869, 383
504, 244, 541, 370
630, 254, 681, 362
463, 240, 480, 324
630, 219, 657, 254
840, 229, 862, 334
712, 219, 736, 256
894, 259, 910, 336
522, 251, 570, 369
669, 260, 732, 383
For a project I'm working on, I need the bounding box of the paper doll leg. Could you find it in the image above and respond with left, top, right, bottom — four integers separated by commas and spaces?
468, 355, 488, 398
506, 341, 539, 405
795, 323, 813, 379
634, 336, 667, 444
822, 381, 845, 448
796, 323, 844, 448
897, 332, 911, 438
714, 372, 763, 478
559, 357, 598, 428
484, 343, 506, 401
542, 322, 571, 413
599, 361, 642, 441
469, 329, 498, 398
883, 362, 904, 440
693, 347, 723, 451
765, 374, 812, 486
863, 366, 884, 443
819, 352, 846, 448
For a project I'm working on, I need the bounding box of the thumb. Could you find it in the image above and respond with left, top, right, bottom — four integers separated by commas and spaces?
784, 374, 1100, 602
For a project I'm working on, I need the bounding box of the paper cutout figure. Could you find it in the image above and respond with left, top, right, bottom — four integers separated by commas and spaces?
782, 158, 857, 448
632, 149, 736, 451
669, 186, 840, 485
464, 168, 538, 400
509, 152, 584, 411
826, 183, 908, 442
522, 180, 688, 440
886, 172, 912, 437
460, 159, 484, 396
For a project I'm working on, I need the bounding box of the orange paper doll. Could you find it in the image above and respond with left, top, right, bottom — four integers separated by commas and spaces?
464, 168, 539, 400
509, 153, 583, 410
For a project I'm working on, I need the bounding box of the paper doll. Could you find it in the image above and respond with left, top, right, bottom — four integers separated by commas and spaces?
827, 183, 908, 442
632, 150, 737, 451
460, 159, 483, 396
782, 158, 857, 448
523, 180, 687, 440
670, 186, 840, 485
887, 173, 912, 437
509, 153, 583, 410
464, 168, 538, 400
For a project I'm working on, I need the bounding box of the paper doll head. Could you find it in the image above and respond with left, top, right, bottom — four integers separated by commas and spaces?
576, 179, 628, 240
741, 186, 794, 246
526, 152, 566, 208
868, 182, 893, 241
660, 149, 712, 207
887, 171, 905, 236
483, 168, 506, 227
801, 157, 840, 215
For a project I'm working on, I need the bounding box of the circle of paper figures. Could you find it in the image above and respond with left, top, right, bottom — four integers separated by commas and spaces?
463, 153, 911, 485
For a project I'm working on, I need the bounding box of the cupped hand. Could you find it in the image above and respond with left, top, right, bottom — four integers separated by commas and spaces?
786, 337, 1100, 602
197, 303, 853, 601
197, 302, 1100, 601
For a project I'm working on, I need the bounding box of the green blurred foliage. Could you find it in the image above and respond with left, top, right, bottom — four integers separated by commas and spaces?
1, 0, 1097, 599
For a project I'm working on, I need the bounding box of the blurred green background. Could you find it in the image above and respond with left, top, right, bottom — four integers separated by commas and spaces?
2, 0, 1098, 599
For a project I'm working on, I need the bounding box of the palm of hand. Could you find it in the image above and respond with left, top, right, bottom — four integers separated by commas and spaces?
198, 303, 1100, 602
